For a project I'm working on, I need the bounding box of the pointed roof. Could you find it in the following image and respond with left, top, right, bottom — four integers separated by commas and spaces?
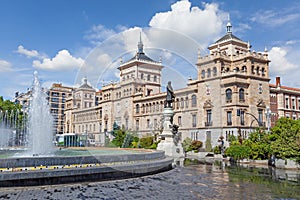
209, 15, 247, 50
127, 33, 155, 62
79, 77, 94, 89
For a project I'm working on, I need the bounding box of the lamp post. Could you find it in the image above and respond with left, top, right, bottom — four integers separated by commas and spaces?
265, 106, 271, 132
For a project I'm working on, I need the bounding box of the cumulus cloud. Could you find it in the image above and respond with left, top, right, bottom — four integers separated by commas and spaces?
269, 47, 298, 74
0, 60, 12, 72
32, 50, 84, 71
149, 0, 225, 47
16, 45, 46, 59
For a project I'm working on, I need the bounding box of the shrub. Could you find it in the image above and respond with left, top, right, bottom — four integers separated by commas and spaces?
182, 138, 192, 152
190, 140, 203, 151
225, 145, 250, 161
213, 146, 221, 154
139, 136, 154, 149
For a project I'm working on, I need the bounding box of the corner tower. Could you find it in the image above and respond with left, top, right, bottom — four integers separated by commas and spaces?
192, 17, 270, 143
118, 33, 163, 96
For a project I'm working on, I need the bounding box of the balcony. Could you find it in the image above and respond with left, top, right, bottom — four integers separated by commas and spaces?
205, 121, 212, 127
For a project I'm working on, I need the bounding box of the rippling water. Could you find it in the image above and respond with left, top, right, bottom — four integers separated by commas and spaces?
0, 159, 299, 200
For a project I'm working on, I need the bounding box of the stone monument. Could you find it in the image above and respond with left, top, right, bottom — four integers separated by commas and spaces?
157, 81, 184, 157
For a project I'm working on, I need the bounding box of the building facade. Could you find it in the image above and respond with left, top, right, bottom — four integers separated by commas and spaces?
48, 83, 73, 134
64, 21, 271, 148
269, 77, 300, 127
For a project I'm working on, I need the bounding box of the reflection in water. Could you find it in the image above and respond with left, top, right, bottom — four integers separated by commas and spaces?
184, 159, 300, 199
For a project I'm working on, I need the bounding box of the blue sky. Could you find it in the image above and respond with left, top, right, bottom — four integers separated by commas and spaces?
0, 0, 300, 99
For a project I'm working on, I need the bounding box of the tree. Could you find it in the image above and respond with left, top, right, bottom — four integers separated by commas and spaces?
243, 130, 271, 160
270, 118, 300, 160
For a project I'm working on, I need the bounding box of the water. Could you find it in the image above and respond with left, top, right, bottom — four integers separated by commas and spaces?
0, 108, 26, 149
27, 71, 54, 156
0, 161, 298, 199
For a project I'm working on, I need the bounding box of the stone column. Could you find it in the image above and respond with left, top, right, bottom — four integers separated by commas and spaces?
157, 107, 184, 158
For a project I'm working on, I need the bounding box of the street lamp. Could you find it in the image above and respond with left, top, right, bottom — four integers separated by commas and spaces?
265, 106, 271, 132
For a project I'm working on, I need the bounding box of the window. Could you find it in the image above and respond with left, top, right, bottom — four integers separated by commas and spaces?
292, 99, 295, 109
213, 67, 217, 76
227, 111, 232, 125
178, 116, 182, 126
207, 68, 211, 77
201, 70, 205, 78
51, 97, 59, 102
226, 89, 232, 102
136, 120, 139, 131
239, 88, 245, 102
285, 97, 289, 109
242, 66, 247, 72
154, 75, 157, 82
261, 68, 265, 76
206, 109, 212, 126
136, 104, 140, 114
147, 119, 150, 128
154, 119, 157, 127
191, 95, 197, 107
141, 73, 144, 80
51, 92, 59, 97
180, 98, 184, 108
192, 114, 197, 127
258, 109, 263, 126
240, 110, 245, 125
147, 74, 150, 81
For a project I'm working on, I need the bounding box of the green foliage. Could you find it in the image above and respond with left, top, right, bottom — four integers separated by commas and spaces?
139, 136, 154, 149
191, 140, 203, 151
225, 145, 250, 160
213, 145, 221, 154
182, 138, 192, 152
111, 129, 126, 147
243, 130, 271, 160
270, 118, 300, 160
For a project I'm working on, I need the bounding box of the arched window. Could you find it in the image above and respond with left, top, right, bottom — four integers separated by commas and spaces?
239, 88, 245, 101
261, 68, 265, 76
201, 70, 205, 78
147, 74, 151, 81
136, 104, 140, 114
242, 66, 247, 72
191, 95, 197, 107
207, 68, 211, 77
213, 67, 217, 76
226, 88, 232, 102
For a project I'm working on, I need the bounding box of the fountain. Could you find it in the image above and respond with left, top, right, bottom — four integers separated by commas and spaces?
0, 71, 173, 187
27, 71, 54, 156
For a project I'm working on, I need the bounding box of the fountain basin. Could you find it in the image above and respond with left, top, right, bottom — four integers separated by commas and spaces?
0, 149, 173, 187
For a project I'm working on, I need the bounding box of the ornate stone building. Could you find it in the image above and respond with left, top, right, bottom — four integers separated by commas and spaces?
64, 21, 271, 148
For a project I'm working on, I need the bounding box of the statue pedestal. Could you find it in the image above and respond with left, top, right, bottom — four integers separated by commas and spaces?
157, 107, 184, 158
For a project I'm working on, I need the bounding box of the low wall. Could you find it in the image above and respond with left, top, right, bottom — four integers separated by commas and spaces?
0, 157, 174, 187
0, 151, 165, 168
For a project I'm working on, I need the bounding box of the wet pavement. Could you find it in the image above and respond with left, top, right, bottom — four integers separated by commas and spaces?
0, 163, 299, 200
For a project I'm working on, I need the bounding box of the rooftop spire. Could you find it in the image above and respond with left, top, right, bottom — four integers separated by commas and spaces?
137, 32, 144, 53
226, 14, 232, 34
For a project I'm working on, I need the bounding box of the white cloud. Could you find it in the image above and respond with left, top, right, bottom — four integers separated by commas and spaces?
149, 1, 225, 47
84, 25, 117, 45
16, 45, 46, 59
0, 60, 12, 72
32, 50, 84, 71
251, 10, 300, 27
269, 47, 298, 74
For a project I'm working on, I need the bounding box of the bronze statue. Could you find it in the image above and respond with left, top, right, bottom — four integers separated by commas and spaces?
166, 81, 175, 108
